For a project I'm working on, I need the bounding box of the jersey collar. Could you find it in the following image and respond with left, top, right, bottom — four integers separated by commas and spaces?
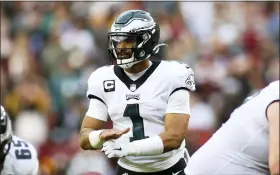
114, 61, 161, 92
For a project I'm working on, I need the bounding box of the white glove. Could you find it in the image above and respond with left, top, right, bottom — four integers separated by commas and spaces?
101, 136, 164, 159
101, 140, 126, 158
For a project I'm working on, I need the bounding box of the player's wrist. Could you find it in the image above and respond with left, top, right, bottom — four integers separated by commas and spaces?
121, 135, 164, 156
88, 130, 104, 149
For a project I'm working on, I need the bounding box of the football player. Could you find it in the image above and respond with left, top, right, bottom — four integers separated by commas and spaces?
79, 10, 196, 175
186, 80, 279, 175
0, 105, 39, 175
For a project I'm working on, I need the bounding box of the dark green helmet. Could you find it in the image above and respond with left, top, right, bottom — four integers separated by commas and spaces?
108, 10, 166, 69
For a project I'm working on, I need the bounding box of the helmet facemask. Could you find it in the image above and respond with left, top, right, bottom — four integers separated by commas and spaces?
108, 31, 153, 69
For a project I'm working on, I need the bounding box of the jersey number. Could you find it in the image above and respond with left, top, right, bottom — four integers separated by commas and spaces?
12, 140, 32, 159
123, 104, 148, 142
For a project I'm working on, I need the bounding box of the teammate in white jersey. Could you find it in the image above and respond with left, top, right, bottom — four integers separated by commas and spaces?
0, 106, 39, 175
186, 80, 279, 175
79, 10, 196, 175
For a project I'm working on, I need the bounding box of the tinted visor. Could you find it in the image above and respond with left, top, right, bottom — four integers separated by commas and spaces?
109, 35, 138, 60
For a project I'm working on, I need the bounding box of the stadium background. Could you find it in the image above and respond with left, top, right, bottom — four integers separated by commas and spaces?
0, 1, 279, 175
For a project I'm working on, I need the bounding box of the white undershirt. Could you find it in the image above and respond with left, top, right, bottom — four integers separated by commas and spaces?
86, 61, 190, 121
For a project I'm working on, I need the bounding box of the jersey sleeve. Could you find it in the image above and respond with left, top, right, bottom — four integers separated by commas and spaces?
86, 99, 108, 121
265, 80, 280, 119
86, 68, 106, 105
31, 160, 39, 175
165, 62, 195, 114
165, 90, 190, 114
169, 62, 196, 96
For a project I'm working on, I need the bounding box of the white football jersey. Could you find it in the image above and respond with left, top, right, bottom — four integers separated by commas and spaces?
186, 80, 280, 175
1, 136, 39, 175
87, 60, 195, 172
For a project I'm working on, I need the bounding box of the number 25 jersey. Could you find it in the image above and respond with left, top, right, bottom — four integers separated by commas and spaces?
87, 60, 196, 172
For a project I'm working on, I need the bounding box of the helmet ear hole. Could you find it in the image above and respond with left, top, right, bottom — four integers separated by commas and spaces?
139, 50, 145, 57
143, 33, 149, 40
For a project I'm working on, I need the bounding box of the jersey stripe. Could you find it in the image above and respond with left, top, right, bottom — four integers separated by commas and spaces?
88, 94, 106, 106
169, 87, 190, 97
265, 99, 280, 120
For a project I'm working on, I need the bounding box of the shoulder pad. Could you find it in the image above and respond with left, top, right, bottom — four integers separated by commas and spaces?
87, 65, 113, 101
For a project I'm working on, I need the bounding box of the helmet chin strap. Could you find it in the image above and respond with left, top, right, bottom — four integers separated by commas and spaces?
118, 60, 142, 69
117, 53, 142, 69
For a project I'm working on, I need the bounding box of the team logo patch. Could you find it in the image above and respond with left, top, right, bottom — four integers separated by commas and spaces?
129, 84, 137, 92
126, 94, 140, 100
103, 80, 115, 92
185, 74, 195, 87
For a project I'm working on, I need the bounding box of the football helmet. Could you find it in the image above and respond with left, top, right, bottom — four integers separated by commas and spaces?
0, 105, 12, 170
108, 10, 166, 69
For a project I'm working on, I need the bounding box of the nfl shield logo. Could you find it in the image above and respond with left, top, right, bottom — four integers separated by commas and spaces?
130, 84, 137, 92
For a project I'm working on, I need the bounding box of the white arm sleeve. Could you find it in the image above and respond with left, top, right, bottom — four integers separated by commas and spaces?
165, 90, 190, 115
86, 99, 108, 122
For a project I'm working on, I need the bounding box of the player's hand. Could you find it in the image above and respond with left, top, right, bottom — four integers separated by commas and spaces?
99, 128, 130, 141
101, 140, 126, 158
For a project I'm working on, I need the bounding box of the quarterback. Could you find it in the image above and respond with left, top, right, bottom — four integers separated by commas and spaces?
186, 80, 279, 175
0, 105, 39, 175
79, 10, 195, 175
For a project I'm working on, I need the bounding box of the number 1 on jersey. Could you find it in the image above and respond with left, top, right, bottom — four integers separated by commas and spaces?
123, 104, 148, 142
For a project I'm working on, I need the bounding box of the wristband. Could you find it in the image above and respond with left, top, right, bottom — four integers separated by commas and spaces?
122, 135, 164, 156
88, 130, 104, 149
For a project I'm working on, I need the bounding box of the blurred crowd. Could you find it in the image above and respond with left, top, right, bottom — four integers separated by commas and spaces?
1, 2, 279, 175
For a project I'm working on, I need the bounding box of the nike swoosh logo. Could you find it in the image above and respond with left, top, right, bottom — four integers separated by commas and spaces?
115, 147, 122, 151
172, 170, 182, 175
